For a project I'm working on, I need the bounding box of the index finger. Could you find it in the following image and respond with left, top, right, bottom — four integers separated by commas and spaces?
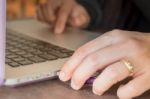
46, 0, 56, 23
59, 33, 114, 81
54, 2, 73, 34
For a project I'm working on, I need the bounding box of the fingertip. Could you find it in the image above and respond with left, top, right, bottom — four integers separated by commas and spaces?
92, 88, 103, 96
92, 82, 103, 96
54, 20, 65, 34
117, 84, 133, 99
117, 85, 126, 99
71, 73, 85, 90
59, 71, 69, 82
54, 28, 63, 34
92, 79, 105, 96
71, 80, 81, 90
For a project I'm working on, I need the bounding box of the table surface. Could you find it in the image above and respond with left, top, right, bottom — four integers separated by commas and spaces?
0, 78, 150, 99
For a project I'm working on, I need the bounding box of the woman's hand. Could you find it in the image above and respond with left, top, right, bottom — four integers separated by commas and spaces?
36, 0, 90, 34
59, 29, 150, 99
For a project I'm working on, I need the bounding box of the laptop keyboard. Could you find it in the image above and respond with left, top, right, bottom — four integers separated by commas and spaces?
6, 32, 74, 67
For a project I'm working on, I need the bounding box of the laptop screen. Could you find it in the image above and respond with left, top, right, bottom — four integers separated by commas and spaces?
0, 0, 6, 85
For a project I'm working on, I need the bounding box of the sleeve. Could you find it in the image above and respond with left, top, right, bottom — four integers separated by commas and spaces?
133, 0, 150, 22
76, 0, 103, 30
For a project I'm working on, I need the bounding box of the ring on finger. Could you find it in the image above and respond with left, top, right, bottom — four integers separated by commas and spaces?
122, 60, 134, 76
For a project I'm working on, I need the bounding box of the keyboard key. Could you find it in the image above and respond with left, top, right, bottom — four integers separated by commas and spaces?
28, 43, 38, 47
19, 60, 33, 65
7, 54, 19, 59
8, 62, 20, 67
39, 47, 53, 51
19, 39, 27, 43
15, 44, 24, 48
7, 40, 19, 46
22, 53, 34, 58
6, 51, 13, 56
20, 46, 31, 50
6, 46, 14, 50
22, 40, 32, 45
12, 57, 25, 62
39, 54, 58, 60
31, 50, 43, 55
17, 51, 27, 55
6, 58, 12, 63
9, 48, 20, 53
29, 56, 46, 63
48, 50, 70, 58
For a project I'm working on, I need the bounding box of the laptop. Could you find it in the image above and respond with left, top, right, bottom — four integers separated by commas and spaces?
4, 19, 99, 86
0, 0, 99, 87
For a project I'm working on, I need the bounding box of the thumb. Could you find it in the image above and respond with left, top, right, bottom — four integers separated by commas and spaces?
69, 5, 90, 28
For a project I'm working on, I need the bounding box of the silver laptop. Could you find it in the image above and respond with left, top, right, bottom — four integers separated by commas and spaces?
0, 0, 99, 87
4, 19, 99, 86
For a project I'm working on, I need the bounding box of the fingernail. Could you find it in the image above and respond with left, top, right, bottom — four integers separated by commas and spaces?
93, 89, 103, 96
59, 71, 67, 81
71, 81, 80, 90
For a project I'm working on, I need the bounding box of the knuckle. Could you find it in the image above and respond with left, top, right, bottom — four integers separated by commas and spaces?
85, 54, 99, 66
126, 39, 140, 48
105, 67, 119, 80
112, 29, 122, 34
105, 29, 125, 42
108, 29, 122, 36
125, 39, 144, 55
75, 47, 87, 56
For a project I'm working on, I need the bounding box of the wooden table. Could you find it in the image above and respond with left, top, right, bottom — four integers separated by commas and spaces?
0, 78, 150, 99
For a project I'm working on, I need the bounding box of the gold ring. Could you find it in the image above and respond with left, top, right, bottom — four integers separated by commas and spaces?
122, 60, 134, 76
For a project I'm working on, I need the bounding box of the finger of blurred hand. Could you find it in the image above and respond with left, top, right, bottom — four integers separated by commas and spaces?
69, 5, 90, 28
92, 61, 129, 95
40, 4, 49, 22
54, 2, 73, 34
43, 3, 55, 24
69, 6, 82, 27
36, 5, 45, 22
69, 14, 89, 28
36, 3, 55, 24
75, 14, 89, 28
59, 34, 114, 81
117, 74, 150, 99
70, 44, 128, 90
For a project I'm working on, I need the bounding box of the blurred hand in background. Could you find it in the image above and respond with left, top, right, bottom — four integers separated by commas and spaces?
36, 0, 90, 34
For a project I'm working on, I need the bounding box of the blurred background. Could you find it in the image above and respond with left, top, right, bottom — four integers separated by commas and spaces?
7, 0, 47, 20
